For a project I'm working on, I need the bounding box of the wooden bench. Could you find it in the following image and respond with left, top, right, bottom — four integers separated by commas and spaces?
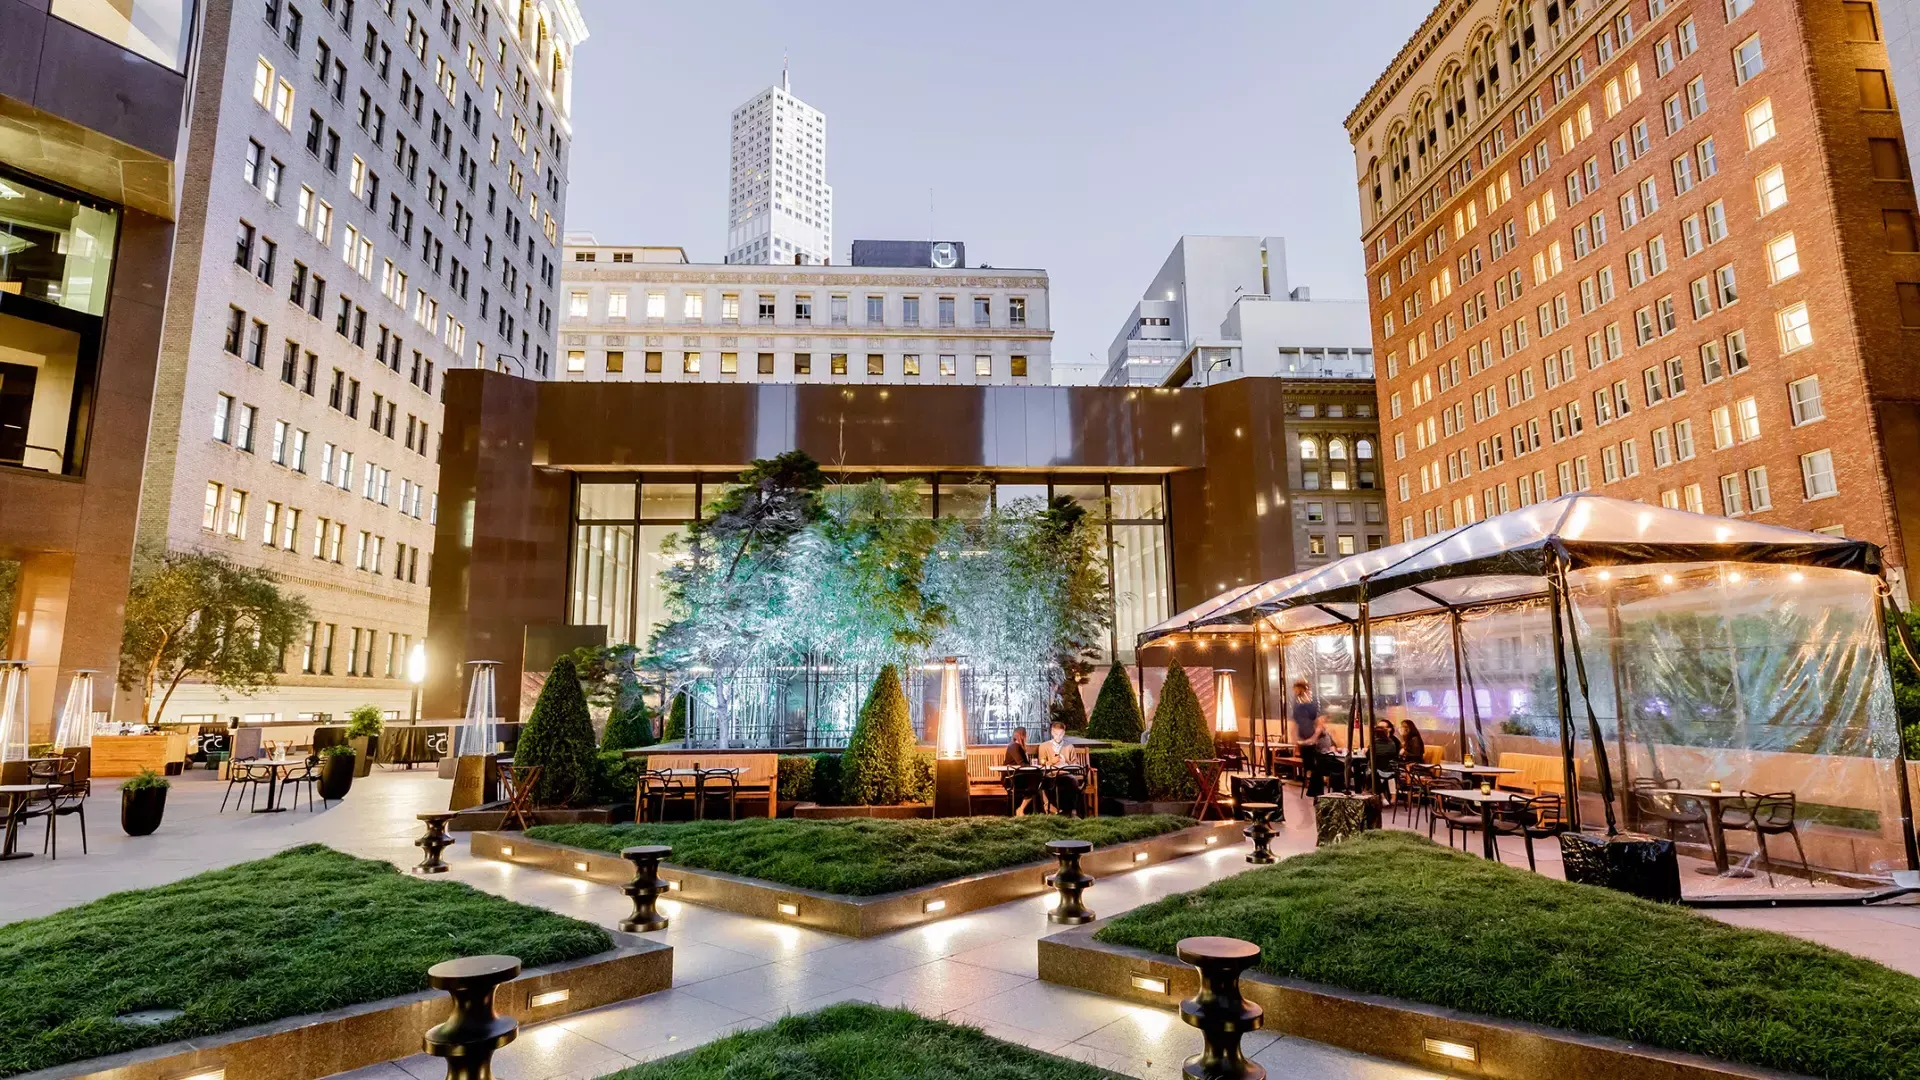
1498, 752, 1568, 798
630, 752, 779, 817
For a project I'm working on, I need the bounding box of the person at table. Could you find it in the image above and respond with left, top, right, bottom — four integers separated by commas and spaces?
1003, 726, 1031, 767
1038, 720, 1078, 766
1399, 720, 1427, 767
1290, 682, 1337, 797
1369, 719, 1401, 792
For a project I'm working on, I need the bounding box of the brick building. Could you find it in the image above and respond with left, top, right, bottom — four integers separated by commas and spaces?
1346, 0, 1920, 589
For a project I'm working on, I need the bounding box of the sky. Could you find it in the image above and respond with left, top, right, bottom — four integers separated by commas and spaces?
562, 0, 1435, 380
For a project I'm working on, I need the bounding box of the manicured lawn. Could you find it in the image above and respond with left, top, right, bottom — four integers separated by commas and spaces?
0, 844, 612, 1078
1095, 831, 1920, 1080
527, 814, 1195, 896
598, 1003, 1119, 1079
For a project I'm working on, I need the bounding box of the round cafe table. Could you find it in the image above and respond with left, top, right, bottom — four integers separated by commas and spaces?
1436, 787, 1525, 860
236, 758, 308, 813
0, 784, 61, 860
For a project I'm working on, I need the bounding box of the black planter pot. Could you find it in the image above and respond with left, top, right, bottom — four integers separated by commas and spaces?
121, 787, 168, 836
350, 735, 379, 777
318, 753, 357, 801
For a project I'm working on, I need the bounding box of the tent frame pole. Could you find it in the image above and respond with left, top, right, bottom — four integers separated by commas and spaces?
1411, 586, 1471, 764
1546, 555, 1584, 833
1556, 559, 1620, 835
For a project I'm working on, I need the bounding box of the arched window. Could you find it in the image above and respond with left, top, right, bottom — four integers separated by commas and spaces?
1356, 438, 1375, 461
1299, 436, 1320, 460
1328, 438, 1349, 461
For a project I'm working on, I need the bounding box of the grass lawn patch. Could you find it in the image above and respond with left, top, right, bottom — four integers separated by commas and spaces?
598, 1003, 1118, 1079
1094, 830, 1920, 1080
527, 814, 1194, 896
0, 843, 612, 1078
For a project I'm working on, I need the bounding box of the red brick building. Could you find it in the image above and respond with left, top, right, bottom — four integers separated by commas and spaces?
1346, 0, 1920, 589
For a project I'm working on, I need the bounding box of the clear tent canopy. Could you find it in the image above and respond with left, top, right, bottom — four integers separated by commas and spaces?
1140, 494, 1916, 889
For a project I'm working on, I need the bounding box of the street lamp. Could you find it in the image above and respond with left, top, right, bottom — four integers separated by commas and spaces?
407, 642, 427, 723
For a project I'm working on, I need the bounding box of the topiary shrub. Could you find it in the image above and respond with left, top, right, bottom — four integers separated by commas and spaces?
840, 665, 922, 806
809, 752, 845, 805
516, 656, 602, 807
600, 696, 653, 750
1089, 745, 1147, 802
662, 692, 688, 743
591, 749, 643, 807
1086, 662, 1145, 742
1144, 662, 1214, 800
777, 755, 816, 803
1049, 676, 1088, 736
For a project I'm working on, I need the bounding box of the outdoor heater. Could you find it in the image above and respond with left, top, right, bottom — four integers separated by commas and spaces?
53, 669, 97, 754
933, 657, 970, 818
449, 660, 502, 811
1213, 670, 1237, 734
0, 661, 29, 766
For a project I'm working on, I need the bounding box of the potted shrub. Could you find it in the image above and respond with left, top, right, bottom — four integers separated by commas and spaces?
317, 744, 357, 801
345, 704, 384, 778
120, 768, 170, 836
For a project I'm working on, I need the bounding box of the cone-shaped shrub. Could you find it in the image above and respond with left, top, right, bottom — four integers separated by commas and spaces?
600, 695, 652, 750
662, 692, 688, 742
1085, 662, 1145, 742
1049, 676, 1089, 734
841, 665, 921, 806
1144, 662, 1214, 800
517, 656, 601, 807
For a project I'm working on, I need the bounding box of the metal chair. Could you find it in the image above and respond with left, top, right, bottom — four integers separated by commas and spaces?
1490, 793, 1566, 871
1630, 776, 1707, 842
1396, 762, 1439, 828
1048, 765, 1091, 817
1429, 789, 1484, 853
220, 759, 269, 812
634, 770, 690, 822
1003, 766, 1046, 816
1721, 790, 1808, 886
280, 755, 322, 811
1230, 774, 1284, 822
695, 767, 743, 820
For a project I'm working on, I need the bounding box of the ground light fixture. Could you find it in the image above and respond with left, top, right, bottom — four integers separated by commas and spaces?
499, 845, 514, 856
528, 989, 570, 1008
777, 902, 800, 917
1130, 974, 1169, 994
1422, 1037, 1478, 1063
923, 898, 947, 913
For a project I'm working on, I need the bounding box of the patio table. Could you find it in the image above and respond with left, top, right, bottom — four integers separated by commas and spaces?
1668, 788, 1756, 877
0, 784, 60, 860
1436, 787, 1525, 860
237, 758, 308, 813
1436, 763, 1519, 786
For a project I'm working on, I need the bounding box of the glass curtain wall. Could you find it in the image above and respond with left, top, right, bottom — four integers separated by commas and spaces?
568, 474, 1173, 660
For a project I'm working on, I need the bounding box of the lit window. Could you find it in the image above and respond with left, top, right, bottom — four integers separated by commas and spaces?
1756, 166, 1788, 214
568, 291, 588, 318
1745, 99, 1776, 147
1767, 234, 1800, 282
1735, 396, 1760, 441
1788, 376, 1823, 425
566, 350, 585, 372
1777, 303, 1813, 352
1801, 449, 1838, 499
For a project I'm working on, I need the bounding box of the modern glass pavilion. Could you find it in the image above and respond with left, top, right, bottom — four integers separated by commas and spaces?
1141, 494, 1917, 887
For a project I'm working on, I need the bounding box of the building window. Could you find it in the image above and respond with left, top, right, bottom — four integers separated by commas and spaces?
607, 350, 625, 373
1788, 375, 1823, 425
1756, 165, 1788, 214
1720, 473, 1745, 516
1766, 233, 1799, 282
1745, 99, 1776, 148
757, 352, 775, 375
1859, 68, 1894, 110
1777, 303, 1813, 352
566, 349, 585, 372
830, 353, 848, 376
1010, 355, 1028, 378
720, 352, 738, 375
865, 295, 884, 325
938, 296, 955, 327
683, 351, 700, 374
1801, 449, 1838, 499
939, 354, 956, 377
1009, 297, 1027, 327
1733, 35, 1765, 84
644, 351, 662, 373
1746, 466, 1771, 512
795, 352, 812, 375
974, 354, 992, 377
1886, 210, 1919, 252
902, 296, 920, 326
866, 353, 884, 376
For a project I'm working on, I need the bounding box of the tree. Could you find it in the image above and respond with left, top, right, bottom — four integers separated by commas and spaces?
1144, 663, 1214, 800
118, 552, 310, 724
345, 704, 384, 739
601, 695, 653, 750
1049, 676, 1088, 734
516, 656, 601, 807
662, 691, 688, 742
1086, 662, 1145, 742
841, 665, 921, 805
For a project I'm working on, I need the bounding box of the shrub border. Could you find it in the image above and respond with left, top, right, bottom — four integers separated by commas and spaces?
471, 819, 1241, 938
14, 938, 672, 1080
1035, 920, 1800, 1080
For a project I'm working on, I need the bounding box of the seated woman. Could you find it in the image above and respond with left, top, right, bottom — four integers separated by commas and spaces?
1399, 720, 1427, 767
1369, 719, 1401, 792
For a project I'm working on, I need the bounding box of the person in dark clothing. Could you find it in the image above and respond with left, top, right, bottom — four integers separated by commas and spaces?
1004, 727, 1031, 767
1369, 720, 1401, 793
1003, 727, 1039, 814
1291, 681, 1338, 797
1399, 720, 1427, 767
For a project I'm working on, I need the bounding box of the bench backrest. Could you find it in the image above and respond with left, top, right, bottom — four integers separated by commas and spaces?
644, 752, 778, 785
1498, 751, 1567, 796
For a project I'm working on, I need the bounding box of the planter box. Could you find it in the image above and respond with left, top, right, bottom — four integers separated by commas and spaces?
792, 802, 932, 820
1036, 921, 1803, 1080
1113, 799, 1209, 817
472, 819, 1241, 938
15, 937, 673, 1080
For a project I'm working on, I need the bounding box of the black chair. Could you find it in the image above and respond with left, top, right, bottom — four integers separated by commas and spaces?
1230, 774, 1284, 822
1047, 765, 1090, 817
635, 770, 691, 822
1630, 777, 1708, 843
21, 760, 64, 857
1428, 789, 1483, 852
1394, 763, 1438, 828
221, 759, 269, 812
696, 767, 743, 821
280, 756, 322, 811
1721, 790, 1808, 886
1490, 793, 1566, 871
1003, 766, 1046, 816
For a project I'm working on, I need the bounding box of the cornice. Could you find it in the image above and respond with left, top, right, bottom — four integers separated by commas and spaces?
561, 268, 1049, 290
1345, 0, 1476, 135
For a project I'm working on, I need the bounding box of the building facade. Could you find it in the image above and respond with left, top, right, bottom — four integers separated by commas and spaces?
1102, 235, 1375, 388
1884, 0, 1920, 185
422, 373, 1347, 722
1348, 0, 1920, 583
560, 238, 1053, 384
0, 0, 196, 739
128, 0, 585, 727
725, 69, 832, 266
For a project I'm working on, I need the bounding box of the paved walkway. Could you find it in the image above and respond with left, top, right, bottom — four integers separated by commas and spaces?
5, 769, 1917, 1080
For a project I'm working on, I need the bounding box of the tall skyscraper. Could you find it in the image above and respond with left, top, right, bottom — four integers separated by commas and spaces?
726, 64, 833, 265
128, 0, 586, 727
1348, 0, 1920, 583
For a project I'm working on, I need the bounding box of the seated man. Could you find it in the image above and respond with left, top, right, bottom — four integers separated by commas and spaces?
1036, 720, 1078, 766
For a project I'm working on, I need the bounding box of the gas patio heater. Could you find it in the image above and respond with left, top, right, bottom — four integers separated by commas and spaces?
933, 657, 971, 817
449, 660, 502, 810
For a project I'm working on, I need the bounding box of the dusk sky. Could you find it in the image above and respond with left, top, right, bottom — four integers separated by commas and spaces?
563, 1, 1434, 378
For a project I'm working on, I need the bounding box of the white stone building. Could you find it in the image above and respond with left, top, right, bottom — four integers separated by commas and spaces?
130, 0, 585, 727
1102, 235, 1375, 387
725, 67, 832, 266
561, 237, 1052, 384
